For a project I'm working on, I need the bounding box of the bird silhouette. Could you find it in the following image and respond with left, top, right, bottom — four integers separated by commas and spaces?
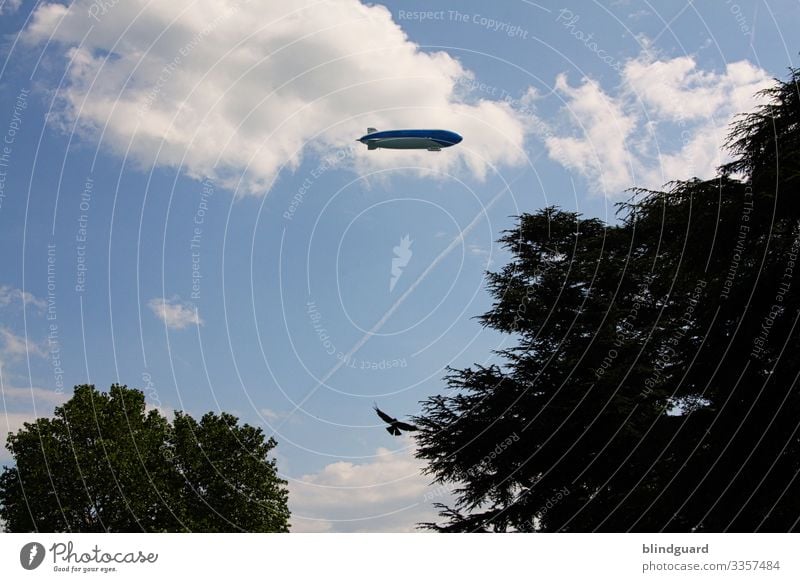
374, 404, 418, 436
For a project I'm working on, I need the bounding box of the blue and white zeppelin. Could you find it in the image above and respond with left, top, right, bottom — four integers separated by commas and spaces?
357, 128, 463, 151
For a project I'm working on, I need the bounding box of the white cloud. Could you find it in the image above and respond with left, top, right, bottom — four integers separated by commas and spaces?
145, 406, 176, 425
1, 384, 67, 406
289, 438, 452, 532
544, 54, 772, 196
22, 0, 532, 196
0, 412, 43, 462
147, 296, 202, 330
0, 327, 47, 360
259, 408, 299, 423
0, 0, 21, 15
260, 408, 280, 422
468, 243, 494, 268
623, 57, 768, 121
627, 9, 651, 21
0, 411, 37, 436
546, 74, 637, 194
0, 286, 46, 312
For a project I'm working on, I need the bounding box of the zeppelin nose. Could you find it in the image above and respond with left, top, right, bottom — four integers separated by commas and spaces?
451, 133, 463, 144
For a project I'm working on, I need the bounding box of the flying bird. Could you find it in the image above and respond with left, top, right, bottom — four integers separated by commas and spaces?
374, 404, 418, 436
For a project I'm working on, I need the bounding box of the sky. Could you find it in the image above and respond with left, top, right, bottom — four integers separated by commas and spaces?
0, 0, 798, 532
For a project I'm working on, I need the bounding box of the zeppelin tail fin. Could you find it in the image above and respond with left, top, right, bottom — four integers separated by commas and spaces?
367, 127, 377, 134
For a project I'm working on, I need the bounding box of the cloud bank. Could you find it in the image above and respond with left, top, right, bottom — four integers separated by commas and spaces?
0, 286, 46, 311
0, 0, 21, 16
289, 439, 451, 532
23, 0, 531, 195
22, 2, 772, 198
543, 54, 772, 195
0, 326, 47, 360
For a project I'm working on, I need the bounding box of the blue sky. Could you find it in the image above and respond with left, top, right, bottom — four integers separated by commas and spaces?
0, 0, 798, 532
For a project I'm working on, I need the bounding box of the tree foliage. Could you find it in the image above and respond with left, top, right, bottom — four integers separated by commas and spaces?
415, 67, 800, 532
0, 384, 290, 532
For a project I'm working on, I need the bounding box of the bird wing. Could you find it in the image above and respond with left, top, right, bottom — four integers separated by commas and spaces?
373, 404, 397, 424
395, 421, 418, 432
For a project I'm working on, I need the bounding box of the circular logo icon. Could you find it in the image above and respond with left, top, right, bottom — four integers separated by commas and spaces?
20, 542, 46, 570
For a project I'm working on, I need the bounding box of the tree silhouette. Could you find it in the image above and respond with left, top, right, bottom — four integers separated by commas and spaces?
0, 384, 290, 532
415, 67, 800, 532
